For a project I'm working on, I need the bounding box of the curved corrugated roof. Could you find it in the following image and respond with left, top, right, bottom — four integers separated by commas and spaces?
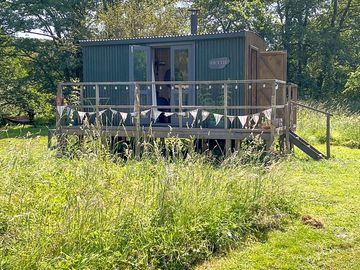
79, 30, 262, 46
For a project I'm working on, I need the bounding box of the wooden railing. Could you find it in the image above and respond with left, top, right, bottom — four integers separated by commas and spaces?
56, 79, 297, 148
290, 101, 332, 159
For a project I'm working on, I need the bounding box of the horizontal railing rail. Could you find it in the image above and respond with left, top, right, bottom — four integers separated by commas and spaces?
291, 101, 332, 159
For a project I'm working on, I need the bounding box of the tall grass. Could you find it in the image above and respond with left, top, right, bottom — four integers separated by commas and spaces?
296, 102, 360, 148
0, 133, 294, 269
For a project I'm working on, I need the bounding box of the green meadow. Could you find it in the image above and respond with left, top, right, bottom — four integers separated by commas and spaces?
0, 106, 359, 270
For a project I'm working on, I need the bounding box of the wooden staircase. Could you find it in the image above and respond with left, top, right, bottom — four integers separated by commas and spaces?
289, 130, 325, 160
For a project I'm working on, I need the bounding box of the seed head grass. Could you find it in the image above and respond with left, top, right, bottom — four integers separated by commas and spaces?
0, 130, 295, 269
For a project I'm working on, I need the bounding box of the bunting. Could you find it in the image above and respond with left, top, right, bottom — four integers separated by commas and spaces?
110, 109, 118, 116
120, 112, 128, 122
78, 111, 87, 123
252, 113, 260, 126
99, 109, 107, 116
164, 112, 175, 117
152, 109, 163, 122
201, 110, 210, 122
56, 106, 66, 117
238, 115, 248, 128
141, 109, 151, 117
189, 109, 198, 120
263, 109, 271, 120
227, 116, 237, 125
213, 113, 223, 126
66, 107, 73, 118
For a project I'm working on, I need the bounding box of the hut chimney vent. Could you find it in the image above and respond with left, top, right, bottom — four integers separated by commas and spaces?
189, 8, 199, 35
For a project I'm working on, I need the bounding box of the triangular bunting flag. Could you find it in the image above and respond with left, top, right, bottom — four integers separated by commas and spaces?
252, 113, 260, 125
238, 115, 248, 128
152, 109, 163, 122
78, 111, 87, 123
56, 106, 66, 117
99, 109, 107, 116
201, 111, 210, 122
227, 115, 236, 124
120, 112, 128, 122
164, 112, 175, 117
66, 107, 73, 118
213, 113, 223, 126
263, 109, 272, 120
189, 109, 198, 120
141, 109, 151, 117
110, 108, 118, 115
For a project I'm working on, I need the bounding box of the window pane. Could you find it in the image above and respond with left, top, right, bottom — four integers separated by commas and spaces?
134, 49, 147, 81
174, 49, 188, 81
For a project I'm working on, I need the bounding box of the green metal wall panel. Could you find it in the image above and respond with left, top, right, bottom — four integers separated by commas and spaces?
83, 45, 129, 82
195, 37, 244, 81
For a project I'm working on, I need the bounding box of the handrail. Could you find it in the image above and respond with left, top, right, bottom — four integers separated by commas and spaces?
60, 79, 287, 87
291, 100, 331, 159
291, 101, 333, 116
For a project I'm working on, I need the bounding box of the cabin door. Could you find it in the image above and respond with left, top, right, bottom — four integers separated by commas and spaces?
170, 45, 195, 125
129, 45, 155, 125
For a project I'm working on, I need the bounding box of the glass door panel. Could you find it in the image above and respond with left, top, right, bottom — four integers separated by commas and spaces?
171, 45, 195, 126
129, 45, 154, 125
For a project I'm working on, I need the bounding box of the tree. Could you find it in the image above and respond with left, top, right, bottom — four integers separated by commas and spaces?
96, 0, 189, 38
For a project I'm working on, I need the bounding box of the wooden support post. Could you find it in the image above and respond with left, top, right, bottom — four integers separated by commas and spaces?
95, 84, 100, 119
134, 83, 141, 156
178, 85, 183, 128
224, 83, 231, 155
284, 84, 290, 153
56, 84, 63, 130
326, 114, 331, 159
270, 81, 277, 150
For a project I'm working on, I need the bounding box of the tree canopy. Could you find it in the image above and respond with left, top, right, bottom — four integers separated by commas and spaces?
0, 0, 359, 120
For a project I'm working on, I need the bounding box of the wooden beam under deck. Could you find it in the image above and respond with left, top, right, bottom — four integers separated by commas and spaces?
57, 126, 284, 141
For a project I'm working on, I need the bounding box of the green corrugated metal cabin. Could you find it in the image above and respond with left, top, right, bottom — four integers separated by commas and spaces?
79, 31, 287, 127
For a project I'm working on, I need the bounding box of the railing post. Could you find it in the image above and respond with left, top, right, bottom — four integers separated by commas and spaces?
224, 83, 231, 154
56, 83, 63, 130
134, 83, 141, 156
326, 114, 331, 159
284, 84, 290, 153
95, 84, 100, 118
178, 84, 183, 128
270, 81, 277, 149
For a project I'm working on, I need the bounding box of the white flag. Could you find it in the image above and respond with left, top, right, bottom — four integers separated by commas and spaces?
252, 113, 260, 125
238, 115, 248, 128
110, 108, 118, 115
189, 109, 198, 120
201, 111, 210, 122
164, 112, 175, 117
263, 109, 272, 120
141, 109, 151, 117
213, 113, 223, 126
227, 115, 236, 124
56, 106, 66, 117
99, 109, 107, 116
78, 111, 87, 123
152, 109, 163, 122
120, 112, 128, 122
130, 112, 137, 117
